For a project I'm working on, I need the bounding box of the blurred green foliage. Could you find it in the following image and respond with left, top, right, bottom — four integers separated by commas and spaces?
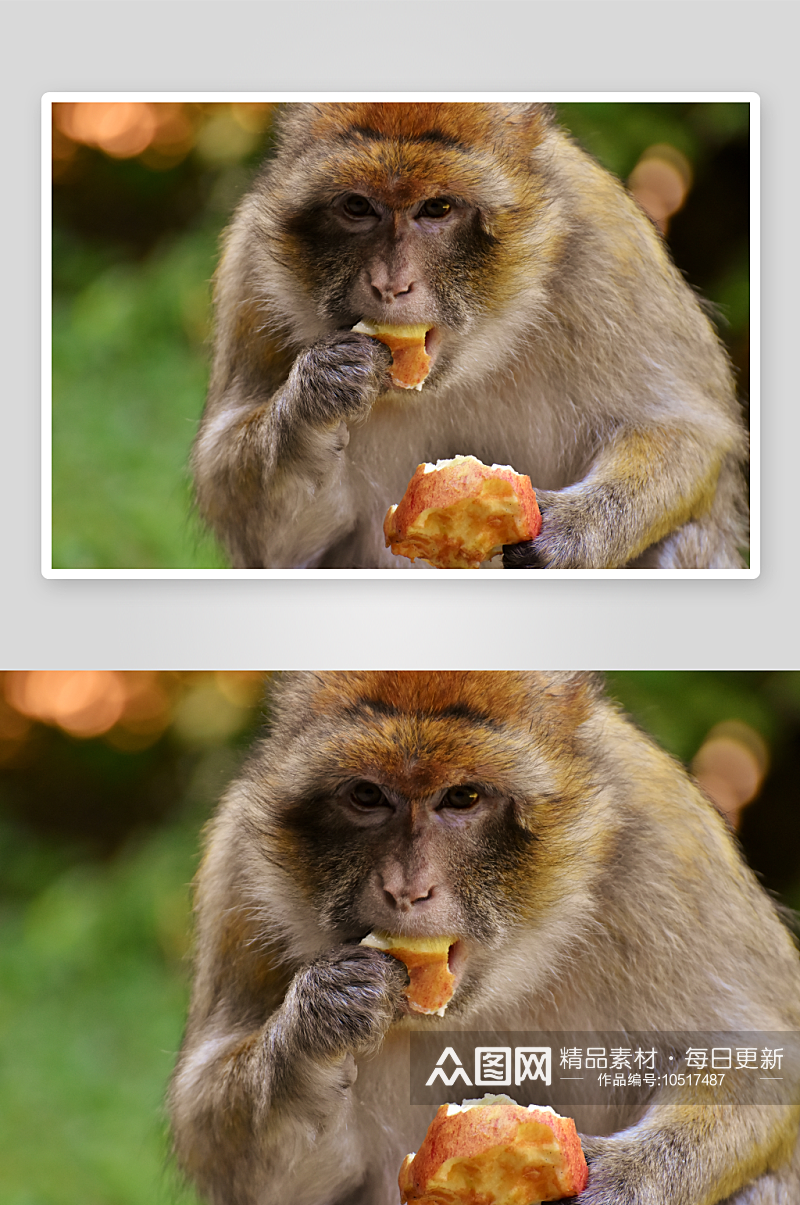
609, 670, 791, 761
50, 102, 751, 569
0, 673, 797, 1205
0, 821, 202, 1205
52, 226, 225, 569
558, 101, 749, 177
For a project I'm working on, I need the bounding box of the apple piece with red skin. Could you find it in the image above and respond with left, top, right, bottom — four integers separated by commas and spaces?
360, 932, 457, 1016
351, 321, 432, 390
384, 455, 542, 569
398, 1097, 589, 1205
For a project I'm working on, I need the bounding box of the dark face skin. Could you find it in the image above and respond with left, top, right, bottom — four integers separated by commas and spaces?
342, 776, 506, 921
280, 771, 536, 953
286, 188, 498, 343
331, 191, 470, 305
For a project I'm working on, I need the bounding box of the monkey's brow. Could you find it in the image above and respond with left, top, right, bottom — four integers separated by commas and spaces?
346, 697, 500, 728
342, 125, 470, 153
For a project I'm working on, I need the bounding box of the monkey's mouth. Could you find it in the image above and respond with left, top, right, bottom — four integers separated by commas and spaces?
447, 938, 466, 991
350, 320, 443, 391
424, 326, 442, 363
356, 929, 468, 1015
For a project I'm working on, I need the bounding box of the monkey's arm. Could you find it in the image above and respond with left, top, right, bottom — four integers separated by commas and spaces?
504, 423, 741, 570
571, 710, 800, 1202
579, 1089, 800, 1205
169, 944, 406, 1205
193, 332, 391, 568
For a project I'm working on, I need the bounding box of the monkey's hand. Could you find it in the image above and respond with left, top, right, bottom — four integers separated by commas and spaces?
194, 332, 392, 566
571, 1131, 740, 1204
565, 1134, 642, 1205
502, 537, 548, 569
502, 425, 738, 569
569, 1103, 800, 1205
279, 944, 409, 1064
276, 331, 392, 454
170, 946, 408, 1201
501, 489, 570, 568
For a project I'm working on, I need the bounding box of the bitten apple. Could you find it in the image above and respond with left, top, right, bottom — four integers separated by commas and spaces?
351, 321, 432, 390
360, 931, 456, 1015
399, 1096, 589, 1205
384, 455, 542, 569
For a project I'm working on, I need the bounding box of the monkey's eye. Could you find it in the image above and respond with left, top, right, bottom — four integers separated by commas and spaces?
350, 781, 387, 808
441, 785, 481, 810
419, 197, 452, 219
341, 194, 377, 219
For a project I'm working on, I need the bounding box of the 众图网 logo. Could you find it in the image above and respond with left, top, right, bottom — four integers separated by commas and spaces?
426, 1046, 552, 1089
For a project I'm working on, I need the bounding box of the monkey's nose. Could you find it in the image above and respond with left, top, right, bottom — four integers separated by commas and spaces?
368, 274, 415, 304
382, 880, 436, 913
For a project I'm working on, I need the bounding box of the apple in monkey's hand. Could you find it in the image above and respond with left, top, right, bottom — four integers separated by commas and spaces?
360, 931, 457, 1016
399, 1095, 589, 1205
351, 321, 433, 390
384, 456, 542, 569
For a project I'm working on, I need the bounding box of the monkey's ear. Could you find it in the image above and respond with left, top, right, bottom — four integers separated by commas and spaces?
522, 671, 603, 728
262, 671, 321, 740
494, 103, 554, 149
501, 102, 555, 124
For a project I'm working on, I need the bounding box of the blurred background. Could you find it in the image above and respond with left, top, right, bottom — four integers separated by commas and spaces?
0, 671, 796, 1205
50, 100, 751, 569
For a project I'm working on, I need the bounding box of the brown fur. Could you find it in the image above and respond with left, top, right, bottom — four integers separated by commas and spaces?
169, 673, 799, 1205
192, 104, 748, 569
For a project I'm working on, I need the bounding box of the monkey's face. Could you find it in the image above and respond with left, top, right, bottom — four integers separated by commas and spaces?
262, 671, 598, 1007
262, 103, 564, 390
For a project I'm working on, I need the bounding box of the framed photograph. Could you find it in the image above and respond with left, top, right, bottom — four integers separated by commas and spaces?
1, 670, 796, 1202
43, 94, 758, 578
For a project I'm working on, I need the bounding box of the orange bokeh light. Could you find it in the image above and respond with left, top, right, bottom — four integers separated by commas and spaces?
5, 671, 128, 739
0, 671, 263, 751
692, 721, 768, 828
56, 102, 159, 159
628, 144, 693, 234
52, 101, 274, 170
150, 109, 194, 155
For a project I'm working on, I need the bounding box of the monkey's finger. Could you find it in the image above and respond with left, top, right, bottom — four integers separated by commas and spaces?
373, 948, 411, 984
559, 1135, 605, 1204
502, 539, 546, 569
343, 943, 410, 1001
373, 949, 413, 1015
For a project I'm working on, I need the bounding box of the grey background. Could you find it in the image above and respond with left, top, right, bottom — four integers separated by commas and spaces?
5, 1, 796, 669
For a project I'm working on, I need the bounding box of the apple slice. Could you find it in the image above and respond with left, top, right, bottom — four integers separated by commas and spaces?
360, 931, 456, 1016
399, 1096, 589, 1204
384, 455, 542, 569
352, 321, 432, 390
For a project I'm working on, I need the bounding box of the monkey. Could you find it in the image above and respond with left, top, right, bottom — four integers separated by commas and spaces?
168, 671, 799, 1205
191, 102, 749, 570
